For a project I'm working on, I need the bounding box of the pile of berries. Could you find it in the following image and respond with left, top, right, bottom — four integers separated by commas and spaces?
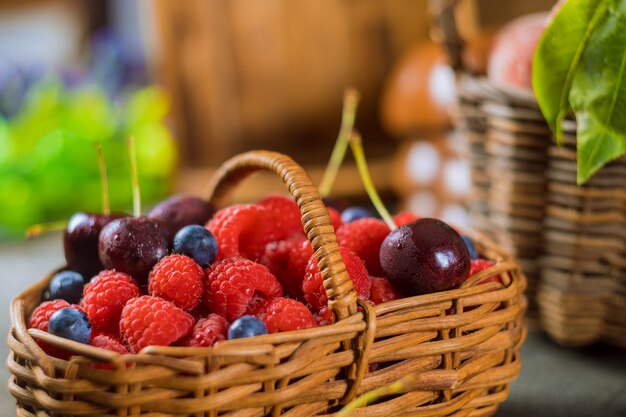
29, 194, 497, 358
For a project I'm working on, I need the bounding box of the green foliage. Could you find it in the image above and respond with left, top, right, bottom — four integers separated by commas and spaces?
533, 0, 626, 184
0, 79, 176, 238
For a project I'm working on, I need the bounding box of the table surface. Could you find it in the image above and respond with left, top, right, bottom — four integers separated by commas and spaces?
2, 234, 625, 417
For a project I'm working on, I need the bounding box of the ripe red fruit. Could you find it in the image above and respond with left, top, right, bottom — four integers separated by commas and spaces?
260, 234, 312, 299
90, 334, 129, 354
469, 259, 501, 284
254, 297, 317, 333
148, 254, 205, 311
81, 270, 141, 334
205, 257, 283, 322
393, 212, 419, 227
179, 314, 229, 347
120, 296, 195, 353
380, 218, 471, 295
28, 300, 80, 358
336, 218, 390, 276
327, 207, 344, 231
303, 246, 371, 311
369, 277, 402, 304
206, 204, 270, 261
257, 195, 303, 241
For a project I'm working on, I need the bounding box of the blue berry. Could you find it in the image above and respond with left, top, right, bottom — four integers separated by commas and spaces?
48, 308, 92, 344
341, 206, 374, 223
228, 316, 268, 340
48, 271, 85, 304
173, 225, 219, 268
461, 235, 478, 260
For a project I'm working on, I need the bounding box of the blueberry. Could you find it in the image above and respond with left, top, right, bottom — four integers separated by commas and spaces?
341, 206, 373, 223
461, 235, 478, 260
48, 271, 85, 304
48, 308, 92, 344
228, 316, 268, 340
173, 225, 219, 268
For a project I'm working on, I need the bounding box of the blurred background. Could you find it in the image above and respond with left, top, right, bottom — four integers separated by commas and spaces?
0, 0, 552, 239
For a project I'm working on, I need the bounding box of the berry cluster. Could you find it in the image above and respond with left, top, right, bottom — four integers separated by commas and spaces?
30, 194, 497, 358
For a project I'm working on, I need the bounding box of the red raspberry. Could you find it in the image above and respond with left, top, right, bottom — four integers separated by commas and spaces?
205, 257, 283, 322
81, 270, 141, 334
303, 246, 371, 311
254, 297, 317, 333
336, 218, 390, 276
393, 212, 419, 227
148, 254, 205, 311
28, 300, 80, 358
260, 234, 312, 299
120, 296, 194, 353
327, 207, 343, 231
314, 306, 333, 326
179, 314, 229, 347
369, 277, 402, 304
207, 204, 270, 261
90, 335, 128, 354
257, 195, 303, 241
469, 259, 501, 284
29, 300, 73, 332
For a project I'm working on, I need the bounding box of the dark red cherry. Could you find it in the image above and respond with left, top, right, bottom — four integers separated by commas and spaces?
380, 218, 471, 295
64, 212, 126, 279
98, 216, 169, 285
148, 195, 215, 240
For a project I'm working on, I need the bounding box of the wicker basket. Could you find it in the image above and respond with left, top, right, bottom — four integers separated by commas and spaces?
8, 151, 526, 416
431, 1, 626, 347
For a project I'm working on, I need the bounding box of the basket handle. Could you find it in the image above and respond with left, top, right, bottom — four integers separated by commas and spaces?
429, 0, 465, 71
205, 150, 358, 321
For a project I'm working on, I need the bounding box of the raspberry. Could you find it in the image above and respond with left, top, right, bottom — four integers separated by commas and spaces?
120, 296, 195, 353
254, 297, 317, 333
369, 277, 402, 304
90, 335, 128, 354
257, 195, 303, 241
314, 306, 333, 326
148, 254, 205, 311
327, 207, 343, 231
207, 204, 269, 261
469, 259, 501, 284
205, 257, 283, 322
470, 259, 495, 276
90, 334, 129, 369
303, 246, 371, 311
336, 218, 390, 276
393, 211, 419, 227
179, 314, 229, 347
29, 300, 73, 332
28, 300, 80, 358
260, 234, 312, 299
81, 270, 141, 334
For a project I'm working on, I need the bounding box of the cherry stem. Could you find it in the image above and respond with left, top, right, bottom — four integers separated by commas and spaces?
337, 374, 414, 415
25, 220, 68, 239
94, 143, 111, 215
128, 136, 141, 217
319, 88, 360, 197
349, 132, 397, 230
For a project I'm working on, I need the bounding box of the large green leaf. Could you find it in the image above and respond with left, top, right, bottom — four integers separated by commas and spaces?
569, 0, 626, 183
533, 0, 608, 141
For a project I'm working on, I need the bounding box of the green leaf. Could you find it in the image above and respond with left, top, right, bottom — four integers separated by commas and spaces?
574, 111, 626, 183
532, 0, 609, 141
569, 0, 626, 183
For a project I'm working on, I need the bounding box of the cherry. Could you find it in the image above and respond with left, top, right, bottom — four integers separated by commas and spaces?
98, 216, 169, 285
64, 212, 126, 279
380, 218, 470, 295
148, 194, 215, 241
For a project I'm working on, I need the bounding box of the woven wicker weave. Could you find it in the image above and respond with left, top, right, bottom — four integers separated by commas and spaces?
431, 0, 626, 347
8, 151, 526, 416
